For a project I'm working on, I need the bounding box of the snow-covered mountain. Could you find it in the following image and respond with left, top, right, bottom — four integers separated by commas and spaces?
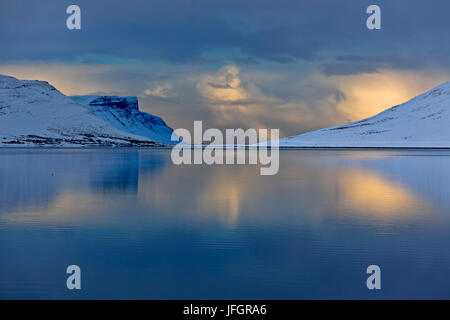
278, 81, 450, 147
0, 74, 174, 146
71, 95, 174, 144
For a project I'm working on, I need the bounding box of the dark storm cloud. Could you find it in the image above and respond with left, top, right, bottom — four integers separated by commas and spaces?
1, 0, 450, 72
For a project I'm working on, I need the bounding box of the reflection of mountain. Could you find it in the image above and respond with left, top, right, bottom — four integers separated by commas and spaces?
88, 151, 140, 193
331, 151, 450, 213
1, 150, 449, 300
2, 150, 450, 300
137, 152, 440, 224
0, 150, 447, 226
336, 168, 429, 219
0, 149, 167, 215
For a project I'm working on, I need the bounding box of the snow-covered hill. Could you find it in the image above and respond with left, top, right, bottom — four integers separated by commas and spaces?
277, 81, 450, 148
0, 74, 174, 146
71, 95, 174, 144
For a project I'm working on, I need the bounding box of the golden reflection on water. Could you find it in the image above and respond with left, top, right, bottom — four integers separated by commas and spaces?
337, 169, 430, 219
197, 174, 243, 225
0, 151, 440, 226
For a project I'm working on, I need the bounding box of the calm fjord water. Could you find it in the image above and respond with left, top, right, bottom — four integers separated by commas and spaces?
1, 148, 450, 299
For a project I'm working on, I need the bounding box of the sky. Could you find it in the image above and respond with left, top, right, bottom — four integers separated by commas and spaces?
1, 0, 450, 137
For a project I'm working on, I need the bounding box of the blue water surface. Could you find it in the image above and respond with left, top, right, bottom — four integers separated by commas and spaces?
1, 148, 450, 299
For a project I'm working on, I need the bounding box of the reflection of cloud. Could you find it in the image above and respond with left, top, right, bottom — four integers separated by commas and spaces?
197, 170, 243, 225
136, 165, 248, 226
0, 150, 445, 227
199, 185, 241, 225
1, 191, 110, 224
0, 149, 166, 223
337, 169, 428, 219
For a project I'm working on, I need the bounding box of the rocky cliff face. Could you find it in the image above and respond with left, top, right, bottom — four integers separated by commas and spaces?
0, 74, 175, 146
71, 96, 175, 144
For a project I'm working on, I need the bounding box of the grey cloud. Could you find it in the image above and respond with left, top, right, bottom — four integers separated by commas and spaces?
1, 0, 450, 70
